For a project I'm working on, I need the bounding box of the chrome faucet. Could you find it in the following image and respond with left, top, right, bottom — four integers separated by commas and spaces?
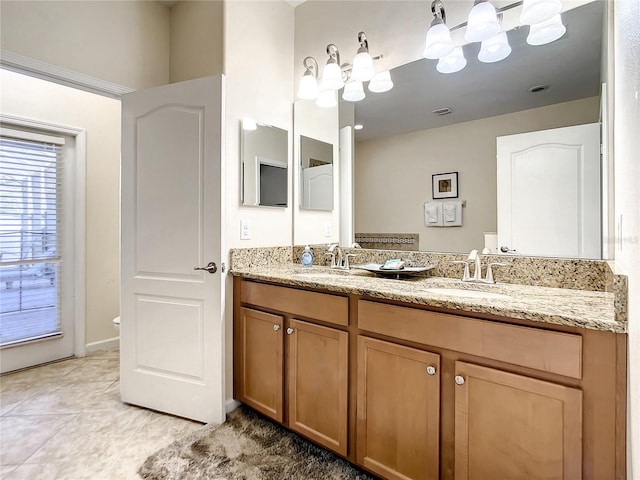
326, 244, 356, 270
453, 249, 507, 284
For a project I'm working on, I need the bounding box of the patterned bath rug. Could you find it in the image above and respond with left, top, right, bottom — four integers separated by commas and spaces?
138, 405, 376, 480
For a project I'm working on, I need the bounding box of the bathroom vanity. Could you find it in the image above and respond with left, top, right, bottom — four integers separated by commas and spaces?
232, 262, 626, 480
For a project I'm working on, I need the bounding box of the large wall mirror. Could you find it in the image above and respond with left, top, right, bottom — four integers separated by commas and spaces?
241, 122, 288, 207
294, 0, 607, 259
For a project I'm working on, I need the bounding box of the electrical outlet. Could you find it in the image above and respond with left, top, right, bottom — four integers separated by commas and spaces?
240, 220, 251, 240
324, 222, 332, 237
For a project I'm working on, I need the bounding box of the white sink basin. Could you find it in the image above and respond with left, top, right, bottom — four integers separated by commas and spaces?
424, 287, 511, 300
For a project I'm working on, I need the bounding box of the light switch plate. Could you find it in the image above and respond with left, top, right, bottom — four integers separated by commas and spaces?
324, 222, 332, 237
241, 220, 251, 240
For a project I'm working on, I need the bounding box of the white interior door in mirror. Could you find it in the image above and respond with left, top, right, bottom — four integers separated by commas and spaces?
303, 163, 333, 210
497, 123, 600, 259
121, 75, 225, 424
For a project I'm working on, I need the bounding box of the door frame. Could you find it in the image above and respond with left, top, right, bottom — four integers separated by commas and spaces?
0, 113, 87, 360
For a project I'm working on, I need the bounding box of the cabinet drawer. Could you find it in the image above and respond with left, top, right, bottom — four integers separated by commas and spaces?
358, 300, 582, 379
241, 280, 349, 326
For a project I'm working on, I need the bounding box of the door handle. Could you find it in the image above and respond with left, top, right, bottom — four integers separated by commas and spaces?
500, 246, 517, 253
193, 262, 218, 274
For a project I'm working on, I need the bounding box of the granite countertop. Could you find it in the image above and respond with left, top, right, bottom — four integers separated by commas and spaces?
231, 263, 625, 333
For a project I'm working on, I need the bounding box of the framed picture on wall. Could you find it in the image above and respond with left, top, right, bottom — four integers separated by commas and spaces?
432, 172, 458, 199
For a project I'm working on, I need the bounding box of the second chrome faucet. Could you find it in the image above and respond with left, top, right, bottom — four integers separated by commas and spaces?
453, 249, 506, 284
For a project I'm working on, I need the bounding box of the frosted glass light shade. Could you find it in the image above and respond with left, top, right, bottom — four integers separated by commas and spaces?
527, 14, 566, 45
437, 47, 467, 74
321, 62, 344, 90
424, 18, 454, 59
519, 0, 562, 25
316, 88, 337, 108
478, 32, 512, 63
465, 1, 500, 43
342, 81, 365, 102
368, 70, 394, 93
351, 51, 375, 82
297, 72, 319, 99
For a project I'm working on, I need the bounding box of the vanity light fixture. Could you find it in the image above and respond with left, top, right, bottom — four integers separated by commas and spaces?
478, 30, 512, 63
351, 32, 375, 82
465, 0, 501, 43
297, 57, 319, 100
519, 0, 562, 25
527, 14, 566, 46
424, 0, 454, 60
321, 44, 345, 91
298, 31, 394, 106
437, 47, 467, 73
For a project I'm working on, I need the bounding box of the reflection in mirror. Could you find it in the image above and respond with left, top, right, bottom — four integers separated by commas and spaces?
241, 122, 288, 207
346, 1, 605, 258
300, 135, 334, 211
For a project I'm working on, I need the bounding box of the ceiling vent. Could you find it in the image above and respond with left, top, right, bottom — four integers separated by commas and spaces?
432, 107, 453, 116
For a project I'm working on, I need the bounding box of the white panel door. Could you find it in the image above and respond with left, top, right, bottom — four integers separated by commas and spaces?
497, 123, 600, 259
120, 76, 225, 424
302, 164, 333, 210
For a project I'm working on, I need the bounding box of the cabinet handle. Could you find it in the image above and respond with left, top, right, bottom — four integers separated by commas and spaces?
426, 365, 437, 376
286, 328, 294, 335
273, 325, 280, 331
454, 375, 465, 385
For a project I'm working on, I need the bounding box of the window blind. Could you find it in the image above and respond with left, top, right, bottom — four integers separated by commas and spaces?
0, 127, 65, 347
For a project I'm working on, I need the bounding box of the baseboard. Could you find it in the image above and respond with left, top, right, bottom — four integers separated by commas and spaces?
226, 399, 241, 414
85, 337, 119, 354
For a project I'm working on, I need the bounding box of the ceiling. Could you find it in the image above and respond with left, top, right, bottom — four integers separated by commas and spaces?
352, 1, 604, 141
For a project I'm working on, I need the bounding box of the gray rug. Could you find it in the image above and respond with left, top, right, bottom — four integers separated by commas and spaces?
138, 405, 377, 480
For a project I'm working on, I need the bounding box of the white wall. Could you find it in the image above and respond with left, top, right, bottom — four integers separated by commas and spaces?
355, 97, 600, 252
0, 0, 171, 90
223, 0, 295, 403
613, 0, 640, 477
169, 0, 224, 83
0, 69, 121, 347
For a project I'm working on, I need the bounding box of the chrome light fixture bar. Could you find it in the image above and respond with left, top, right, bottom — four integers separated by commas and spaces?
297, 31, 394, 107
428, 0, 566, 75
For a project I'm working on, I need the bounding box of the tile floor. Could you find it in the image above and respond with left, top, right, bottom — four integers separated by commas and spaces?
0, 349, 203, 479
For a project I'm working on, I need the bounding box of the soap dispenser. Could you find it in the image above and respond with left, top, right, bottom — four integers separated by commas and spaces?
301, 245, 314, 268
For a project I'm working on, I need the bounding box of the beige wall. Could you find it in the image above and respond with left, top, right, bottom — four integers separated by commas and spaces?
223, 0, 295, 403
170, 0, 224, 83
0, 69, 121, 346
613, 0, 640, 476
355, 96, 600, 253
0, 1, 171, 90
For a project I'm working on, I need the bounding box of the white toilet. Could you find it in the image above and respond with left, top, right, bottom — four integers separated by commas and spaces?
113, 315, 121, 333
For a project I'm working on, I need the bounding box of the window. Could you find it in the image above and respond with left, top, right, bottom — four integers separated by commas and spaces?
0, 128, 64, 346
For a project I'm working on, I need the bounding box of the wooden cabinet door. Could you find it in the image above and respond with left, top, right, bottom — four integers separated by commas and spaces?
454, 361, 582, 480
357, 336, 440, 480
287, 318, 349, 456
236, 307, 284, 422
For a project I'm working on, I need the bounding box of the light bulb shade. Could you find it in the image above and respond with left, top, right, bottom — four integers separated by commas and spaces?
297, 72, 319, 99
424, 19, 455, 59
316, 88, 338, 108
437, 47, 467, 74
465, 1, 500, 42
519, 0, 562, 25
342, 81, 366, 102
478, 31, 512, 63
527, 14, 566, 45
368, 70, 394, 93
321, 62, 344, 90
351, 50, 375, 82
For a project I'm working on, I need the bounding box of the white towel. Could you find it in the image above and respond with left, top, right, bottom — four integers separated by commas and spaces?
424, 202, 443, 227
442, 201, 463, 226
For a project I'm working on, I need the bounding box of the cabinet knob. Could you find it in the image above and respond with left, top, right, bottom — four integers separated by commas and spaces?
454, 375, 465, 385
273, 325, 280, 331
426, 365, 437, 376
286, 328, 294, 335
